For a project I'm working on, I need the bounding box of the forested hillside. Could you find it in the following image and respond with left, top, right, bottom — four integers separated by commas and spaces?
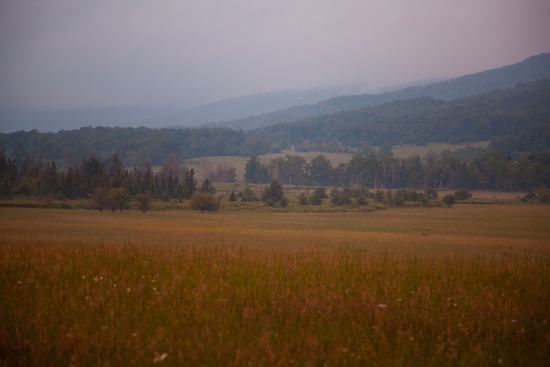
1, 78, 549, 168
207, 53, 550, 130
261, 79, 550, 152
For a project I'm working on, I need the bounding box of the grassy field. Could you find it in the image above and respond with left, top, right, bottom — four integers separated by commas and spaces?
1, 205, 549, 366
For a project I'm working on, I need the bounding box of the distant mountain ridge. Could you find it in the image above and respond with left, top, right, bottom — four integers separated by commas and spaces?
206, 53, 550, 131
146, 88, 346, 128
0, 88, 347, 133
1, 53, 548, 134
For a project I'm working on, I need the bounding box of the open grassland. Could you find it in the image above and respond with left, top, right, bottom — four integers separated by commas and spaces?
1, 205, 549, 366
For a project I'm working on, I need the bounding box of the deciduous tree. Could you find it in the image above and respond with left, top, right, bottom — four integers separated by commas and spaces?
190, 191, 220, 213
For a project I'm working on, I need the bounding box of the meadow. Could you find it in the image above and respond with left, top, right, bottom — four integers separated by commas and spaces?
1, 205, 549, 366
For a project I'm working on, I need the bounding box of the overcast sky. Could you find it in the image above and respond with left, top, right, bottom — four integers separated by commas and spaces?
1, 0, 549, 111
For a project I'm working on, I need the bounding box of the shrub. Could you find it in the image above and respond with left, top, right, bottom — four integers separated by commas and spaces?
355, 196, 368, 206
442, 194, 457, 207
309, 187, 327, 205
261, 181, 288, 208
135, 191, 153, 213
454, 189, 473, 201
190, 192, 220, 213
239, 186, 260, 202
330, 188, 352, 206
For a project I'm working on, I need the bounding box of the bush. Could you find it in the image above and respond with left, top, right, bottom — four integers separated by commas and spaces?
190, 192, 220, 213
442, 194, 457, 207
261, 181, 288, 208
454, 189, 473, 201
239, 186, 260, 202
309, 187, 327, 205
134, 191, 153, 213
355, 196, 368, 206
330, 188, 352, 206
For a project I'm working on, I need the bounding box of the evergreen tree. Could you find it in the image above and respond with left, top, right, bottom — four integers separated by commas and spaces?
180, 169, 197, 199
200, 178, 216, 194
244, 155, 260, 183
261, 180, 288, 207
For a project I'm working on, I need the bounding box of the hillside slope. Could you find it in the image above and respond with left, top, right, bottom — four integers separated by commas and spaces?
257, 79, 550, 152
209, 53, 550, 130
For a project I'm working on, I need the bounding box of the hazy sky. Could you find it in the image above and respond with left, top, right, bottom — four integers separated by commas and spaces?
1, 0, 549, 110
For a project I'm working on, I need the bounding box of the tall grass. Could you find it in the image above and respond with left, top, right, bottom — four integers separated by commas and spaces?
1, 206, 549, 366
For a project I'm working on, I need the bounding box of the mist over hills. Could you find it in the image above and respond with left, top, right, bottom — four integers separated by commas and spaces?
0, 88, 349, 133
2, 77, 548, 167
0, 105, 181, 134
205, 53, 550, 131
143, 88, 348, 129
2, 53, 548, 134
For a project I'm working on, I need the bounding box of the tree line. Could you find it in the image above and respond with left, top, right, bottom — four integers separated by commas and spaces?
244, 149, 550, 192
2, 145, 549, 207
0, 151, 221, 206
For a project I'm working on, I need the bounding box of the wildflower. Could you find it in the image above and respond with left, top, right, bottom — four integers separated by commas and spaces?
153, 353, 168, 363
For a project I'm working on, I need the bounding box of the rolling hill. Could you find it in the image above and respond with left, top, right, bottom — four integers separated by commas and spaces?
206, 53, 550, 131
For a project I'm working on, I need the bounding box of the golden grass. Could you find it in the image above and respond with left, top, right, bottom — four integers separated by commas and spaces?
1, 205, 547, 254
1, 205, 549, 366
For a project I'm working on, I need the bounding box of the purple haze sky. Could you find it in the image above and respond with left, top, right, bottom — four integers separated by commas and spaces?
1, 0, 549, 110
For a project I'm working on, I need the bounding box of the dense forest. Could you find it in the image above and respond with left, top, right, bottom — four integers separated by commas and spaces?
1, 79, 549, 168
